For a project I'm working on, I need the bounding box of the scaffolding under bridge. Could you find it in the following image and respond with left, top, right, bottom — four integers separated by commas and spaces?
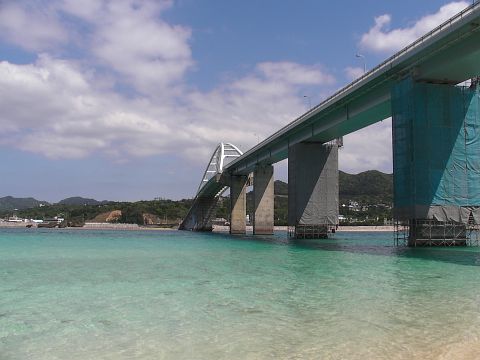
394, 219, 480, 247
392, 78, 480, 246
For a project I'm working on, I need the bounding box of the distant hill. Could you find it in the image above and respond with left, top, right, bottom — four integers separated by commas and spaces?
0, 196, 49, 211
269, 170, 393, 205
339, 170, 393, 205
58, 197, 110, 206
243, 170, 393, 225
274, 180, 288, 196
0, 170, 392, 224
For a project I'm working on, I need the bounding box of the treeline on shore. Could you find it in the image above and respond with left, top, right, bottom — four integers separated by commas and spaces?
1, 170, 393, 226
1, 199, 194, 226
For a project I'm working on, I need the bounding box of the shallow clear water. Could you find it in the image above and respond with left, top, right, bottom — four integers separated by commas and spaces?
1, 229, 480, 359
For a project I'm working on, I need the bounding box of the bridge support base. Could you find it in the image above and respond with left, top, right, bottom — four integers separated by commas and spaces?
395, 219, 469, 247
230, 175, 248, 235
178, 196, 218, 231
192, 197, 218, 231
408, 220, 467, 247
288, 142, 338, 239
392, 77, 480, 246
253, 165, 274, 235
289, 224, 329, 239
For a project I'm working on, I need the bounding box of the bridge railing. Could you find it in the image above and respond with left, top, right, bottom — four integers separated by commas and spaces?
225, 1, 480, 171
311, 1, 480, 113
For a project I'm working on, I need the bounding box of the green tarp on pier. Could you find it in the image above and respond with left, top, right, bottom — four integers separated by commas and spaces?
392, 77, 480, 223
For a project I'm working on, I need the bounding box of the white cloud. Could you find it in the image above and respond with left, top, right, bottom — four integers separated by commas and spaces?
60, 0, 107, 21
360, 1, 469, 54
0, 0, 396, 178
0, 0, 192, 94
0, 1, 67, 51
88, 0, 193, 94
184, 62, 335, 154
340, 2, 469, 174
0, 55, 334, 161
344, 66, 365, 81
0, 0, 336, 163
0, 56, 181, 159
257, 62, 335, 85
340, 119, 392, 174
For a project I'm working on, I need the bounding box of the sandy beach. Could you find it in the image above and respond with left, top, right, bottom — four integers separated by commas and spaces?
337, 225, 394, 232
0, 221, 178, 231
0, 221, 394, 232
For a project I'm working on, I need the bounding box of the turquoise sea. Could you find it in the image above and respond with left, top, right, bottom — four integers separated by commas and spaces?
1, 228, 480, 360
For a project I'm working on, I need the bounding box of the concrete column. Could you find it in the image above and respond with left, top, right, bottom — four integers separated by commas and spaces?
392, 77, 480, 246
179, 196, 218, 231
230, 175, 248, 235
288, 142, 339, 238
253, 165, 274, 235
194, 197, 218, 231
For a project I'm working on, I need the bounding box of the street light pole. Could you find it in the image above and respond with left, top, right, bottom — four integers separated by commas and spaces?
303, 95, 311, 110
355, 53, 366, 74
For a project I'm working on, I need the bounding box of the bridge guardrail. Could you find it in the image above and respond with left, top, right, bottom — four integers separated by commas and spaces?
226, 2, 480, 171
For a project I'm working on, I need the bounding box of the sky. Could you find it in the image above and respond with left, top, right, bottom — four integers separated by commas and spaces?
0, 0, 471, 202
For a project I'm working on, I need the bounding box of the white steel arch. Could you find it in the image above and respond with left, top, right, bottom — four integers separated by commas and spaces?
197, 143, 243, 195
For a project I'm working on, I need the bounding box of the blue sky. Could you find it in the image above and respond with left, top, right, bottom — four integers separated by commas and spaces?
0, 0, 470, 202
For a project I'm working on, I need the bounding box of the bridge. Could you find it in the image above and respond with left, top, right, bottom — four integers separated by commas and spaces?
180, 2, 480, 245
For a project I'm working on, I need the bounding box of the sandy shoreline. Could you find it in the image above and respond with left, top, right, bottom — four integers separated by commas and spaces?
0, 222, 177, 231
0, 222, 394, 232
337, 225, 394, 232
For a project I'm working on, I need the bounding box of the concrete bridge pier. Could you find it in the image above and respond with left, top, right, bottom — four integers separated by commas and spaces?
392, 77, 480, 246
288, 142, 339, 238
253, 165, 274, 235
191, 197, 218, 231
230, 175, 248, 235
178, 196, 218, 231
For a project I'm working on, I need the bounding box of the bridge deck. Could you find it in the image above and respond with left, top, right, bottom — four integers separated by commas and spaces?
225, 3, 480, 175
181, 3, 480, 231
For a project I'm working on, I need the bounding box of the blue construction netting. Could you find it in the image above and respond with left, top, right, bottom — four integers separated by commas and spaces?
392, 77, 480, 222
